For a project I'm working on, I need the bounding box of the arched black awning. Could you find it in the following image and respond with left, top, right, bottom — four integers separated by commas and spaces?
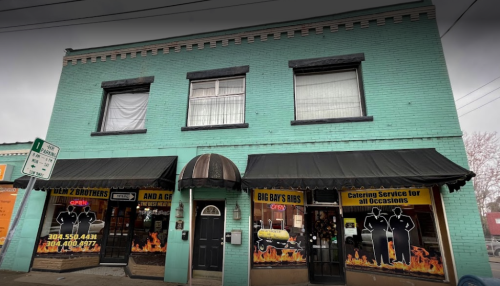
178, 153, 241, 191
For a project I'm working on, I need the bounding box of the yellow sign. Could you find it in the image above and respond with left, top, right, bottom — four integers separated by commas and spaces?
51, 188, 110, 199
253, 189, 304, 206
138, 190, 173, 202
0, 187, 18, 246
341, 188, 431, 206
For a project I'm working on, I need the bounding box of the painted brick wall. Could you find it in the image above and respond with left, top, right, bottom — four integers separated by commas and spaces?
0, 142, 32, 182
0, 143, 46, 272
2, 0, 491, 282
0, 189, 46, 272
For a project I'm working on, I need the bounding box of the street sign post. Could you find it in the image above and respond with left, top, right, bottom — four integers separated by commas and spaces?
0, 138, 60, 268
21, 138, 59, 180
110, 192, 136, 201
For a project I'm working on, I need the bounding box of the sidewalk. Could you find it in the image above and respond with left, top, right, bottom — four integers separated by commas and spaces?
0, 269, 178, 286
0, 268, 314, 286
0, 267, 224, 286
490, 256, 500, 263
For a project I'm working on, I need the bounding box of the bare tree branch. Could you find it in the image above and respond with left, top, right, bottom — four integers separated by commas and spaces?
464, 132, 500, 219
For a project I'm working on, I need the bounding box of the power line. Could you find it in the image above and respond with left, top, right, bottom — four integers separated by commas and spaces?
456, 75, 500, 101
457, 86, 500, 110
459, 94, 500, 117
440, 0, 478, 38
0, 0, 86, 13
0, 0, 282, 34
0, 0, 212, 29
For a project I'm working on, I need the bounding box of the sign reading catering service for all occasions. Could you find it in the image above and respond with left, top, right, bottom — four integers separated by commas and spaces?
51, 188, 110, 199
253, 189, 304, 206
341, 188, 431, 206
22, 138, 60, 180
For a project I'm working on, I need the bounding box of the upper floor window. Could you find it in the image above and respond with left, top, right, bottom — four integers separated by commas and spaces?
187, 76, 245, 127
97, 76, 154, 134
101, 91, 149, 132
294, 69, 362, 120
289, 53, 371, 125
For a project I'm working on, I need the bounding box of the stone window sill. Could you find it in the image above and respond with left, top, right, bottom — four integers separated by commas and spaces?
291, 116, 373, 126
181, 123, 249, 131
91, 129, 147, 136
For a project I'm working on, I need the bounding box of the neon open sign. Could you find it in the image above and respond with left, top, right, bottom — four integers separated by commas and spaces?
70, 199, 89, 207
270, 204, 286, 211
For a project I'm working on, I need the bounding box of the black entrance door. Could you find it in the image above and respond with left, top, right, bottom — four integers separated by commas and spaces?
307, 207, 345, 284
193, 201, 225, 272
100, 200, 136, 264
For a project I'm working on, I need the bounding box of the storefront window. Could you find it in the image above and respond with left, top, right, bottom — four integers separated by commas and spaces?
341, 188, 445, 281
252, 189, 307, 267
37, 190, 109, 254
132, 203, 170, 253
131, 190, 172, 254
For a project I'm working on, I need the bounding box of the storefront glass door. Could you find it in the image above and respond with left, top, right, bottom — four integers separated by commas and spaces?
100, 200, 136, 264
307, 207, 344, 284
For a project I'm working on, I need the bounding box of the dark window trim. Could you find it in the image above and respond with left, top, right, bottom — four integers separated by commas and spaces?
181, 123, 249, 131
186, 65, 249, 80
288, 53, 365, 69
101, 76, 154, 89
97, 79, 152, 133
291, 54, 368, 121
291, 116, 373, 126
91, 129, 147, 136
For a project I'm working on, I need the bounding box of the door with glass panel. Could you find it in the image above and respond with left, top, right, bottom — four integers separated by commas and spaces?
100, 200, 136, 264
307, 207, 345, 284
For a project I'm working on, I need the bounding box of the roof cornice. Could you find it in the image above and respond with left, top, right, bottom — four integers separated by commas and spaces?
63, 5, 435, 66
0, 149, 29, 156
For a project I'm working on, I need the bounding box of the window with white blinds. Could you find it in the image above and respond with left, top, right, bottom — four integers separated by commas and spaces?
187, 77, 245, 127
295, 70, 362, 120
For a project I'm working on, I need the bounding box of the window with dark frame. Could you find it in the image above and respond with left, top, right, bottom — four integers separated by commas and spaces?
289, 53, 371, 124
100, 87, 150, 132
96, 76, 154, 134
187, 76, 246, 127
294, 68, 363, 120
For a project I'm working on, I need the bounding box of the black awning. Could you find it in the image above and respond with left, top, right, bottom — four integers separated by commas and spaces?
241, 149, 475, 193
14, 156, 177, 191
178, 153, 241, 191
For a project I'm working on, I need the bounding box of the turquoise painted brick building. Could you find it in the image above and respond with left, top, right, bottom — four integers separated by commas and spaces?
0, 142, 47, 272
1, 1, 491, 285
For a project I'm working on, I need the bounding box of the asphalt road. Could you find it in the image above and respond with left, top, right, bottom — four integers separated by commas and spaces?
491, 262, 500, 279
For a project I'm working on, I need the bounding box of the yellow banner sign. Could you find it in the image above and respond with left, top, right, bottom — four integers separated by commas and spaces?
253, 189, 304, 206
341, 188, 431, 206
51, 188, 110, 199
138, 190, 173, 202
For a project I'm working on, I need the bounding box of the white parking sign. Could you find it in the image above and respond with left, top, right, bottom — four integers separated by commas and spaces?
22, 138, 59, 180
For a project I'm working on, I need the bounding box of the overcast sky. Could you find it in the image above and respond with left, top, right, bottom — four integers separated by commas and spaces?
0, 0, 499, 143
